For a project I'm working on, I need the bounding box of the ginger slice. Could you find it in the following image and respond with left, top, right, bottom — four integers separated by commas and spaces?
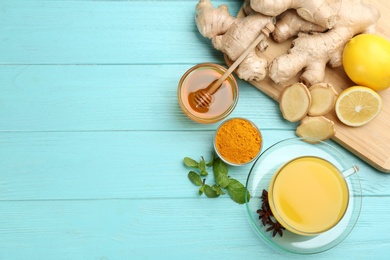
279, 82, 311, 122
296, 116, 336, 142
308, 83, 338, 116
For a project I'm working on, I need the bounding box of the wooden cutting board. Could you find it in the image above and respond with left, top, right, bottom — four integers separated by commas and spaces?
230, 0, 390, 173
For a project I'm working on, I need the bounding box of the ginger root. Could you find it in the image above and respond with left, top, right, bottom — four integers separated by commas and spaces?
296, 116, 336, 142
279, 83, 311, 122
195, 0, 274, 81
308, 83, 338, 116
272, 10, 327, 43
279, 82, 337, 141
250, 0, 342, 29
195, 0, 380, 94
195, 0, 235, 39
268, 0, 380, 85
242, 0, 253, 16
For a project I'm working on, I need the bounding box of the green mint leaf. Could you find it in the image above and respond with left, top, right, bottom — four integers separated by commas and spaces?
206, 153, 215, 167
188, 171, 203, 186
213, 158, 230, 188
215, 174, 230, 189
199, 157, 206, 171
184, 157, 199, 168
213, 158, 228, 175
225, 178, 250, 204
211, 184, 226, 195
200, 170, 208, 176
226, 178, 244, 189
199, 185, 204, 196
204, 184, 220, 198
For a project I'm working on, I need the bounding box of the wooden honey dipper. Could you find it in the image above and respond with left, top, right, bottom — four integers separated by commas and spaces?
189, 23, 275, 113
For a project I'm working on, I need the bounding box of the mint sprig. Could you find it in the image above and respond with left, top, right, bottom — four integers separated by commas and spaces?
184, 155, 250, 204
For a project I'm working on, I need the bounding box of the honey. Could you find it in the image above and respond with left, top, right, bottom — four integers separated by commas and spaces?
268, 156, 349, 235
178, 63, 238, 124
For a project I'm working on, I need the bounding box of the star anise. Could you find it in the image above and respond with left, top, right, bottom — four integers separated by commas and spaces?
256, 207, 272, 226
260, 189, 270, 210
266, 219, 286, 237
256, 189, 285, 237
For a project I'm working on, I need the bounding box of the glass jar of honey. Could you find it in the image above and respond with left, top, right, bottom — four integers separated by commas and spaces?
177, 63, 239, 124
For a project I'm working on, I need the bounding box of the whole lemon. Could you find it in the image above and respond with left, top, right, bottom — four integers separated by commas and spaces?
343, 34, 390, 91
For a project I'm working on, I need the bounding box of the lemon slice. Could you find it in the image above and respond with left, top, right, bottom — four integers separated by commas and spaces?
335, 86, 382, 127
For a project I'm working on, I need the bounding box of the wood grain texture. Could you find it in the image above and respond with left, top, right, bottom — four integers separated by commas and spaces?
0, 197, 390, 259
231, 1, 390, 173
0, 0, 241, 65
0, 65, 287, 131
1, 130, 387, 200
0, 0, 389, 259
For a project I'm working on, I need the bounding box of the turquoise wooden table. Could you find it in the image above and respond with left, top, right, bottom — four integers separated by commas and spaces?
1, 0, 390, 259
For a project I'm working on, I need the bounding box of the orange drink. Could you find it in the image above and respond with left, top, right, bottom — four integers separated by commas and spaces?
268, 156, 349, 236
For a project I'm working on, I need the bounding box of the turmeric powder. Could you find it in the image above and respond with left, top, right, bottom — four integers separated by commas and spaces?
214, 118, 262, 165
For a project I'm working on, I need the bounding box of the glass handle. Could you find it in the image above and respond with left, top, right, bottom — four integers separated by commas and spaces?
342, 165, 359, 178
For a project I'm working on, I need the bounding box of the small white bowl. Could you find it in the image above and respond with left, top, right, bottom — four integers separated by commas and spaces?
213, 117, 263, 166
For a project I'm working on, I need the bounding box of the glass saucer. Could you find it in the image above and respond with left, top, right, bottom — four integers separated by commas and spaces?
245, 137, 362, 254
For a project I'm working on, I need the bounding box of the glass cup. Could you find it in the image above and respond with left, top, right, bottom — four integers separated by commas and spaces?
268, 155, 358, 236
245, 137, 362, 254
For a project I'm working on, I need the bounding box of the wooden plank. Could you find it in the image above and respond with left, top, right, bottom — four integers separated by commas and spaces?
0, 130, 388, 200
0, 65, 286, 131
229, 0, 390, 173
0, 0, 241, 64
0, 196, 389, 258
0, 1, 387, 259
